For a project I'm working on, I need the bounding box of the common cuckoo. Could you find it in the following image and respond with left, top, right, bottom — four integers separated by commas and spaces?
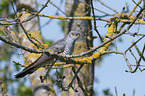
15, 31, 80, 78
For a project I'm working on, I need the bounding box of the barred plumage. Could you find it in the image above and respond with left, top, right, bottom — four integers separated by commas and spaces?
15, 31, 80, 78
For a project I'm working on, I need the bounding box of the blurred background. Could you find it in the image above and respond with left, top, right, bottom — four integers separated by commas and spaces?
0, 0, 145, 96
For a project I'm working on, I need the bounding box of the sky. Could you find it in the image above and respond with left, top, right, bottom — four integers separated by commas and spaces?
14, 0, 145, 95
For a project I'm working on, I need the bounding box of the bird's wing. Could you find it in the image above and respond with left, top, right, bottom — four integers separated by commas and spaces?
48, 38, 66, 53
15, 38, 67, 78
15, 53, 54, 78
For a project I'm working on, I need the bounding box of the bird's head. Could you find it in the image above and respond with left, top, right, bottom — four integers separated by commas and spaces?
68, 31, 80, 41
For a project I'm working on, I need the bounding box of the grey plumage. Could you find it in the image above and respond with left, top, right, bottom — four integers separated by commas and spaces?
15, 31, 80, 78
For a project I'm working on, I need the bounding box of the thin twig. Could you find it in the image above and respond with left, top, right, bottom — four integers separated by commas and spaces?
41, 59, 57, 82
71, 66, 88, 95
20, 0, 50, 24
0, 35, 40, 53
115, 87, 118, 96
114, 39, 118, 51
0, 26, 13, 41
10, 0, 44, 49
129, 49, 137, 61
129, 0, 142, 16
118, 0, 142, 32
78, 0, 113, 16
132, 0, 142, 8
19, 23, 43, 48
50, 1, 68, 16
134, 43, 145, 61
131, 65, 145, 67
90, 0, 103, 42
125, 35, 145, 53
63, 63, 85, 91
131, 44, 145, 73
123, 53, 133, 71
101, 51, 123, 55
98, 0, 119, 14
10, 0, 17, 16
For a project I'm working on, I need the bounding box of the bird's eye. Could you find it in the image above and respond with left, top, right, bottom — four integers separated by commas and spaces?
76, 34, 80, 37
71, 33, 75, 36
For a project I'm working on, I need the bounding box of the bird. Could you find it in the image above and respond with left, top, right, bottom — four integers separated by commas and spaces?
15, 31, 80, 78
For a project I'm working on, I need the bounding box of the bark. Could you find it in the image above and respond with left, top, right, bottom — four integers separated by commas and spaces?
16, 0, 55, 96
62, 0, 94, 95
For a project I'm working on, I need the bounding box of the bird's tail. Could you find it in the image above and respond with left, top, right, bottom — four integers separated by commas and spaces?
15, 53, 52, 78
15, 64, 36, 78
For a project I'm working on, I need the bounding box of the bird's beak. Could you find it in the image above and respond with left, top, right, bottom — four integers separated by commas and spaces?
76, 34, 80, 37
